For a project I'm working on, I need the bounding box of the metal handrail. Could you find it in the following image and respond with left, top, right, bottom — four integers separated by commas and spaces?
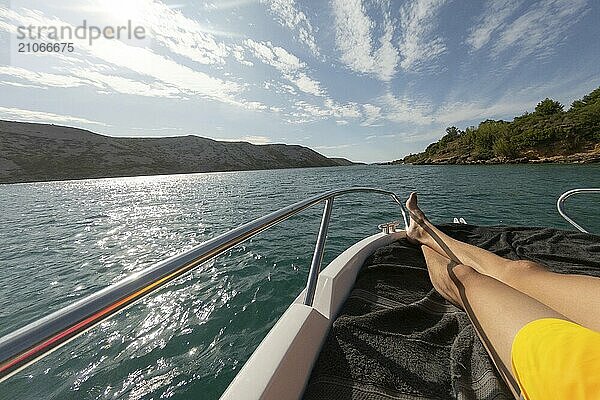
557, 188, 600, 233
0, 187, 407, 383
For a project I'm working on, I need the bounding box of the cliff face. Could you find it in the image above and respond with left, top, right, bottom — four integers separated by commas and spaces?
0, 120, 348, 183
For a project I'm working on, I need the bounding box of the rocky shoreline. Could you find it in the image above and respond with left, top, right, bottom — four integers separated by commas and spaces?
399, 147, 600, 165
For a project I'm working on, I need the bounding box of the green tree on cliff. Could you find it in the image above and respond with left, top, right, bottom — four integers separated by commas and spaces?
402, 87, 600, 164
535, 98, 564, 116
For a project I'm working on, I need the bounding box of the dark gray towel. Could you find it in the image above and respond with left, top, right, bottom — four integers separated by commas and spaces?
303, 225, 600, 400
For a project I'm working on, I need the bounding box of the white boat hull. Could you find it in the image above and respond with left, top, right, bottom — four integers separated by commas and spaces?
221, 231, 406, 400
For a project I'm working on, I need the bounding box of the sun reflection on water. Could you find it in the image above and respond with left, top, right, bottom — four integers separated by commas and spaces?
2, 166, 596, 399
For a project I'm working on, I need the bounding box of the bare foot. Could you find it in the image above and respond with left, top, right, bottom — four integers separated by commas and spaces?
405, 192, 430, 245
406, 192, 463, 266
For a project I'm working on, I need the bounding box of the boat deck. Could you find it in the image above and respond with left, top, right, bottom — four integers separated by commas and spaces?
303, 224, 600, 400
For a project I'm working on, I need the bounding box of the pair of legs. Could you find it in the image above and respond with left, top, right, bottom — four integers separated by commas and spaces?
405, 193, 600, 397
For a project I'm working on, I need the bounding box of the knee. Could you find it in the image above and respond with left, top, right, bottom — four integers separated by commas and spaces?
451, 263, 480, 284
511, 259, 545, 272
504, 260, 546, 284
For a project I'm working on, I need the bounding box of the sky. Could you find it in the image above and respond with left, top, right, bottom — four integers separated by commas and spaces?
0, 0, 599, 163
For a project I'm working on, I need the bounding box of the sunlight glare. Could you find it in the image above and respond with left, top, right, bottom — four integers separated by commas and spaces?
100, 0, 150, 23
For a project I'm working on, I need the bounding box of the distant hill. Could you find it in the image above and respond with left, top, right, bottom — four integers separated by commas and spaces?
398, 87, 600, 165
329, 157, 364, 166
0, 120, 356, 184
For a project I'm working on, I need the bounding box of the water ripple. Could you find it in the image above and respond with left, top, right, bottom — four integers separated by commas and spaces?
0, 165, 598, 399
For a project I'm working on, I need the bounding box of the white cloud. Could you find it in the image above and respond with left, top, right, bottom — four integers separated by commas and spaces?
87, 39, 244, 103
129, 126, 184, 132
0, 7, 270, 109
231, 45, 254, 66
244, 39, 326, 97
245, 39, 304, 74
490, 0, 589, 65
292, 100, 330, 119
379, 92, 433, 125
0, 65, 183, 99
466, 0, 521, 51
243, 101, 269, 111
202, 0, 257, 11
336, 120, 349, 125
332, 0, 399, 81
0, 66, 88, 88
289, 98, 361, 124
0, 81, 46, 89
290, 73, 325, 96
140, 0, 230, 65
242, 135, 271, 144
398, 0, 447, 72
75, 0, 240, 66
0, 106, 107, 126
314, 143, 357, 150
361, 103, 382, 126
81, 71, 181, 97
262, 0, 320, 56
221, 135, 272, 144
365, 134, 398, 141
324, 99, 361, 118
264, 80, 298, 95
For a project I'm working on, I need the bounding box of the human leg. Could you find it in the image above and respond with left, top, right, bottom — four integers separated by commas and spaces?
409, 193, 600, 331
421, 246, 568, 398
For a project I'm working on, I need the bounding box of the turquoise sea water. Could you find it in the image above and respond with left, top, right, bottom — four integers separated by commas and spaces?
0, 164, 598, 399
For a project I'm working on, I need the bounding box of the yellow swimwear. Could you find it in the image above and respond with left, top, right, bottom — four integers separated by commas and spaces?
511, 318, 600, 399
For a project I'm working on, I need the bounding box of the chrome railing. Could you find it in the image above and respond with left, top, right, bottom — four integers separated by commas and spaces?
557, 188, 600, 233
0, 187, 407, 383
